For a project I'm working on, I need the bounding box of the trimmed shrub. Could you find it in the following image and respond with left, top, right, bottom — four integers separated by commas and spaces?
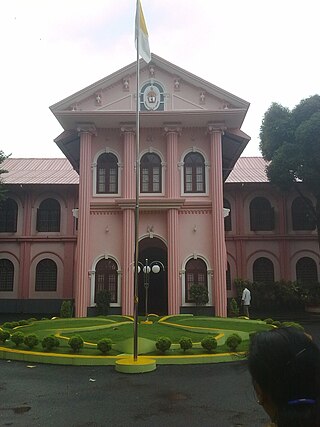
27, 318, 38, 323
41, 317, 49, 321
96, 290, 111, 315
0, 329, 10, 343
24, 334, 39, 349
201, 336, 217, 353
2, 322, 14, 329
11, 332, 24, 347
179, 336, 193, 352
281, 321, 304, 331
60, 300, 73, 318
42, 335, 60, 351
18, 320, 29, 326
229, 298, 239, 317
155, 336, 172, 353
264, 318, 274, 324
272, 320, 281, 327
226, 334, 242, 351
97, 338, 112, 354
68, 335, 84, 353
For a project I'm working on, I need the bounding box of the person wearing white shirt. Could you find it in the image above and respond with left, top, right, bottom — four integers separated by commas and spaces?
241, 287, 251, 318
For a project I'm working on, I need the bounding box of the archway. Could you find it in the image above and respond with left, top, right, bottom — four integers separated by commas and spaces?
138, 237, 167, 315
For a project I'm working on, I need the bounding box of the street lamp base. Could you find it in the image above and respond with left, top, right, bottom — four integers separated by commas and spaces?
115, 356, 157, 374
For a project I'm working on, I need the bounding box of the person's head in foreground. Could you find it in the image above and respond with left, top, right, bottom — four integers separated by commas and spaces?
248, 327, 320, 427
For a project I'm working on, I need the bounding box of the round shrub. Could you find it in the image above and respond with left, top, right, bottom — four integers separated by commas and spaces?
264, 318, 274, 324
27, 318, 38, 323
24, 334, 39, 349
18, 320, 29, 326
281, 321, 304, 331
272, 320, 281, 327
11, 331, 24, 347
2, 322, 14, 330
0, 329, 10, 344
179, 336, 193, 352
155, 336, 172, 353
97, 338, 112, 354
226, 334, 242, 351
11, 321, 20, 328
42, 335, 60, 351
201, 336, 217, 353
68, 335, 84, 353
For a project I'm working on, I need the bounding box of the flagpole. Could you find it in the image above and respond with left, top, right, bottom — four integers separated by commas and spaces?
133, 0, 140, 362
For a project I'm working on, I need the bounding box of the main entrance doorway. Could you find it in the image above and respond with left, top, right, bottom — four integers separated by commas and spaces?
138, 237, 168, 316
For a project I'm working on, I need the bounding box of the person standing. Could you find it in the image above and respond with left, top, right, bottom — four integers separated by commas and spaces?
241, 286, 251, 317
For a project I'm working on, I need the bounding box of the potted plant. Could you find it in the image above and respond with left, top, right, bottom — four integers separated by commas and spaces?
299, 281, 320, 313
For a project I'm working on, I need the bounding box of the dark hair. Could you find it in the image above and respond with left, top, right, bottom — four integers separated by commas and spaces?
248, 327, 320, 427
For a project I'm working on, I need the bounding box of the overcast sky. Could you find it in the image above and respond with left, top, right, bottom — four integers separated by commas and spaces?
1, 0, 319, 158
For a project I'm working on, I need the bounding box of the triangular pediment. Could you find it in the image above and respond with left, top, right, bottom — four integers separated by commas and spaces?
50, 53, 249, 116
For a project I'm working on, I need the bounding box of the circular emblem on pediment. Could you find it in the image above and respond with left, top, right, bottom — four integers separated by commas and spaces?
140, 81, 165, 111
143, 84, 160, 110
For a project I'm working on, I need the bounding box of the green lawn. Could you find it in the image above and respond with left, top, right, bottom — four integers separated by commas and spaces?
0, 315, 273, 358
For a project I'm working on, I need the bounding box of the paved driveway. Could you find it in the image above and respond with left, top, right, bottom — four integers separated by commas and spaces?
0, 320, 318, 427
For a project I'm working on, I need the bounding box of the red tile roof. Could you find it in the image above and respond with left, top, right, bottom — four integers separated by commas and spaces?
226, 157, 269, 183
1, 157, 268, 185
2, 158, 79, 185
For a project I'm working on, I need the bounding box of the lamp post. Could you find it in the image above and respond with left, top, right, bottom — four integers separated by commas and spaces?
138, 258, 165, 319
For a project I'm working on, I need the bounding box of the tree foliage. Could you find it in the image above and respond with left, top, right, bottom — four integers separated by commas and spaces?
260, 95, 320, 250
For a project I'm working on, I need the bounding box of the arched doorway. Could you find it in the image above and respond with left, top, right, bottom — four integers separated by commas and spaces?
138, 237, 167, 315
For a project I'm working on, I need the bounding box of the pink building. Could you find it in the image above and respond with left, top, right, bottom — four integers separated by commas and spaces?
0, 55, 318, 316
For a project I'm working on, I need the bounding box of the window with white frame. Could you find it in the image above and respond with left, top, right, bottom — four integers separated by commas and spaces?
183, 152, 205, 193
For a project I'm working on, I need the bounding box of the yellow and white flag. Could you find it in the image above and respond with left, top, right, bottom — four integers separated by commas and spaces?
135, 0, 151, 63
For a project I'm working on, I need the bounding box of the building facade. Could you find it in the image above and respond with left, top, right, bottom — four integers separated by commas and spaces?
0, 56, 318, 316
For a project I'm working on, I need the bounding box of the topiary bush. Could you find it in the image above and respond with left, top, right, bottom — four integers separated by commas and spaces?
2, 322, 14, 329
18, 320, 29, 326
42, 335, 60, 352
97, 338, 112, 354
96, 290, 111, 315
179, 336, 193, 352
60, 300, 73, 318
11, 331, 24, 347
24, 334, 39, 350
264, 318, 274, 324
281, 321, 304, 331
226, 334, 242, 351
201, 336, 217, 353
272, 320, 281, 327
0, 329, 10, 344
155, 336, 172, 353
68, 335, 84, 353
27, 318, 38, 323
229, 298, 240, 317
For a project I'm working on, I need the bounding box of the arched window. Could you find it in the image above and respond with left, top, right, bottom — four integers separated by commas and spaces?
140, 153, 162, 193
0, 259, 14, 291
184, 152, 205, 193
37, 198, 60, 232
250, 197, 274, 231
97, 153, 118, 194
253, 257, 274, 284
35, 259, 57, 291
226, 262, 231, 290
224, 198, 232, 231
0, 198, 18, 232
291, 197, 316, 230
296, 257, 318, 283
185, 258, 207, 303
95, 259, 118, 303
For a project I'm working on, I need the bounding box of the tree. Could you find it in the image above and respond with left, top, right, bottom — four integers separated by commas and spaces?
0, 151, 9, 201
189, 283, 209, 315
259, 95, 320, 251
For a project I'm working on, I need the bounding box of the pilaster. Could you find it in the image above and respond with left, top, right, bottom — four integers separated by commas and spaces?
75, 124, 96, 317
164, 124, 181, 198
167, 209, 180, 314
121, 125, 136, 199
208, 125, 227, 317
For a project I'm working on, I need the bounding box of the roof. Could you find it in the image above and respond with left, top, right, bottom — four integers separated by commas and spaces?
0, 156, 268, 186
226, 157, 269, 183
1, 158, 79, 185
